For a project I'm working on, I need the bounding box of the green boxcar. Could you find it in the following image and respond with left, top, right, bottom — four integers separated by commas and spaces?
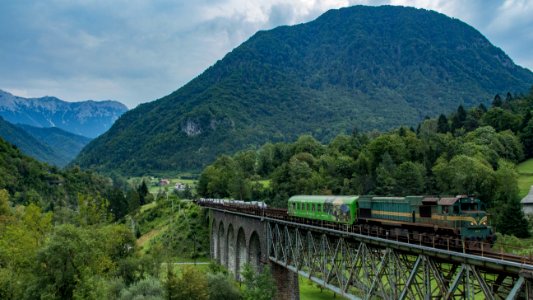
288, 195, 358, 224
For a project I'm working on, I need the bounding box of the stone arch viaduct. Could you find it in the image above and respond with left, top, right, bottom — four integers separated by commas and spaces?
209, 209, 299, 300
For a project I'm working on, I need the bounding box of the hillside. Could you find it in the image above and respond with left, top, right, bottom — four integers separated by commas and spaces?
0, 89, 128, 138
17, 124, 92, 166
0, 135, 111, 208
74, 5, 533, 175
0, 116, 65, 166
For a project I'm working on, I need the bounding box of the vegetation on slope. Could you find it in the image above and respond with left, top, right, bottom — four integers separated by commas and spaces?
74, 5, 533, 175
0, 116, 66, 166
17, 124, 92, 166
198, 89, 533, 238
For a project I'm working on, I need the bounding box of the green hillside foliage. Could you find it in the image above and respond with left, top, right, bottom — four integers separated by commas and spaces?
74, 5, 533, 175
133, 197, 209, 260
198, 89, 533, 237
0, 116, 65, 166
17, 124, 92, 166
0, 148, 217, 299
0, 135, 110, 208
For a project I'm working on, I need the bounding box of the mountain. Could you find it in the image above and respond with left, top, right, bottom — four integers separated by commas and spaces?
0, 134, 111, 208
74, 5, 533, 175
0, 90, 128, 138
17, 124, 92, 165
0, 116, 64, 166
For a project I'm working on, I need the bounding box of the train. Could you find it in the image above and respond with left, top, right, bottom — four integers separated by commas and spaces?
288, 195, 495, 242
197, 194, 496, 243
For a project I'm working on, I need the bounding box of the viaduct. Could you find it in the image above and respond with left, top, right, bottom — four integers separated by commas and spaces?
209, 208, 300, 299
204, 204, 533, 300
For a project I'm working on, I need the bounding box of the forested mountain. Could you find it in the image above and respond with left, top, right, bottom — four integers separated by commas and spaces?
74, 5, 533, 175
0, 117, 65, 166
0, 89, 128, 138
198, 89, 533, 237
0, 117, 92, 166
17, 124, 92, 166
0, 134, 111, 208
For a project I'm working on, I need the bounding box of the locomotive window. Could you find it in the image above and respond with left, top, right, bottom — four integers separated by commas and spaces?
461, 203, 478, 211
292, 203, 296, 211
419, 206, 432, 218
311, 204, 315, 212
453, 205, 459, 214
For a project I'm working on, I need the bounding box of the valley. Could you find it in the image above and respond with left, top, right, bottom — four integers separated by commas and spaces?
2, 2, 533, 299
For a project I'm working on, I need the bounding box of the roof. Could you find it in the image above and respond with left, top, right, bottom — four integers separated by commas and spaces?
521, 186, 533, 204
438, 197, 460, 206
289, 195, 358, 204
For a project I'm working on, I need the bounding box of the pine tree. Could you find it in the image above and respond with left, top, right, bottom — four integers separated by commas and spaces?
492, 94, 503, 107
437, 114, 449, 133
496, 199, 530, 238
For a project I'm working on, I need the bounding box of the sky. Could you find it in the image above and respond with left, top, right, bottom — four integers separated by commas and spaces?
1, 0, 532, 108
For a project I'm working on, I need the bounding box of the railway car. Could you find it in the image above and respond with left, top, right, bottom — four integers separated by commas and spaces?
287, 195, 358, 224
288, 195, 495, 242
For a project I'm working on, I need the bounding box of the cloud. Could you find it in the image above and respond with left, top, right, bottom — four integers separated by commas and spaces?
0, 0, 532, 108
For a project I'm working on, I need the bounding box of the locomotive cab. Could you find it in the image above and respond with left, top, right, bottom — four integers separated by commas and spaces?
448, 196, 494, 241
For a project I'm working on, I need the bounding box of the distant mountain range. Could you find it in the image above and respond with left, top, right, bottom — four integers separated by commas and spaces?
0, 117, 92, 167
0, 89, 128, 138
70, 5, 532, 174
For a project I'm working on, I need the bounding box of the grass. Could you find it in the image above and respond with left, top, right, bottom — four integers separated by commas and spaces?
518, 159, 533, 198
259, 180, 271, 188
299, 276, 347, 300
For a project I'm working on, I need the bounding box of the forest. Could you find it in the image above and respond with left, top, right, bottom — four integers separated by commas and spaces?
0, 135, 276, 299
198, 88, 533, 238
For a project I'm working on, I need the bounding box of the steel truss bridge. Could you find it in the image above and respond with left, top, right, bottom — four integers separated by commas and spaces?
201, 203, 533, 299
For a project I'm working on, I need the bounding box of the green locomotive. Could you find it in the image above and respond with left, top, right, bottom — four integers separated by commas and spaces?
287, 195, 495, 241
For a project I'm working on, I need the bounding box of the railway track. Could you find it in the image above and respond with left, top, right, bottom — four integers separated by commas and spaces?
198, 201, 533, 266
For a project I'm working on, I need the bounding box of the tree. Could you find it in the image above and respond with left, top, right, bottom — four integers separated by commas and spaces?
241, 264, 276, 300
164, 264, 180, 300
492, 94, 503, 107
432, 155, 496, 202
138, 180, 150, 206
496, 199, 530, 238
119, 276, 164, 300
521, 118, 533, 158
77, 193, 112, 226
481, 108, 521, 132
437, 114, 449, 133
207, 272, 241, 300
174, 266, 208, 300
451, 105, 467, 132
108, 188, 129, 220
0, 189, 9, 216
492, 161, 530, 237
394, 161, 426, 195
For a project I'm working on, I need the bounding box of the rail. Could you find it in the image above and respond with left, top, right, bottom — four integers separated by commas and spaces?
198, 201, 533, 267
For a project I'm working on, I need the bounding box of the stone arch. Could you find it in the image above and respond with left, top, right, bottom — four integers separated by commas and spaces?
211, 220, 218, 261
217, 221, 225, 265
227, 224, 235, 273
248, 231, 261, 271
236, 227, 247, 280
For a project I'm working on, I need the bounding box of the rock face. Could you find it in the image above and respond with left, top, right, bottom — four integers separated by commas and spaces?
0, 90, 128, 138
74, 5, 533, 175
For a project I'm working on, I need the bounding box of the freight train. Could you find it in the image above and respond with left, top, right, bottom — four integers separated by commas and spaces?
198, 194, 495, 243
288, 195, 495, 242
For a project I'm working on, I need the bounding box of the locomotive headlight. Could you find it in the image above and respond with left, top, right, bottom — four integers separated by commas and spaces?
470, 222, 474, 225
481, 221, 487, 225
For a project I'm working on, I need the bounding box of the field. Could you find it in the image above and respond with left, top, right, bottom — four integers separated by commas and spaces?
299, 276, 347, 300
127, 175, 198, 197
518, 159, 533, 198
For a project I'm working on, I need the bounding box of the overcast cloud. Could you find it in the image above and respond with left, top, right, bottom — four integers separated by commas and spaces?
1, 0, 532, 108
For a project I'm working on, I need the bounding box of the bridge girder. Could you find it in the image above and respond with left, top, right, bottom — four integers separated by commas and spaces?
267, 221, 533, 300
